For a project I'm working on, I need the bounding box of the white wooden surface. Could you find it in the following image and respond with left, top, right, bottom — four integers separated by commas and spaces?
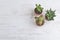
0, 0, 60, 40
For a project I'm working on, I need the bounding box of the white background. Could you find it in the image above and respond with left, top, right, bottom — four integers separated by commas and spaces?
0, 0, 60, 40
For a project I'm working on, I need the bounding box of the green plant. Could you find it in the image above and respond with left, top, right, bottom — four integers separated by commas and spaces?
45, 8, 56, 21
35, 15, 44, 26
34, 4, 43, 14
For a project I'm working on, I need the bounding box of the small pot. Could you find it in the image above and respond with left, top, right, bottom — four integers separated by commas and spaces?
34, 8, 42, 14
45, 16, 48, 20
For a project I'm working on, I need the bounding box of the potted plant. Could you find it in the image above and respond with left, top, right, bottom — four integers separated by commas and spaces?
45, 8, 56, 21
35, 15, 44, 26
34, 4, 43, 15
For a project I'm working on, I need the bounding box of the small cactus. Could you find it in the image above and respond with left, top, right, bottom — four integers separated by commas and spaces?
35, 15, 44, 26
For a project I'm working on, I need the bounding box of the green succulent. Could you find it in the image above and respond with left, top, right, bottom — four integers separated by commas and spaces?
35, 16, 44, 21
35, 16, 44, 26
45, 8, 56, 21
35, 4, 43, 12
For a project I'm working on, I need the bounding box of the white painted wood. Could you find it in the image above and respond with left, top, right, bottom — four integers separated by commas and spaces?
0, 0, 60, 40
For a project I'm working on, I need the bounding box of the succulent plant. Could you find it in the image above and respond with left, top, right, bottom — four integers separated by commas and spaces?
45, 8, 56, 21
34, 4, 43, 14
35, 15, 44, 26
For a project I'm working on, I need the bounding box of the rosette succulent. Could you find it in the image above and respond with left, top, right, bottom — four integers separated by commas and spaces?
45, 8, 56, 21
34, 4, 43, 14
